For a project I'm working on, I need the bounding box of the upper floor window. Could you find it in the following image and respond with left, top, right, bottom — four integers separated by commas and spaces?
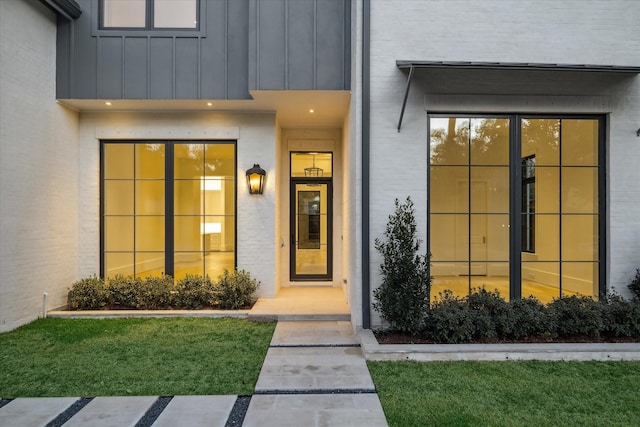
102, 0, 198, 30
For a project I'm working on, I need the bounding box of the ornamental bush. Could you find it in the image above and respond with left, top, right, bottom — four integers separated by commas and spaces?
507, 296, 549, 340
373, 197, 431, 334
546, 295, 605, 339
67, 276, 108, 310
426, 290, 474, 343
173, 274, 216, 309
107, 275, 143, 309
133, 275, 174, 309
213, 269, 260, 309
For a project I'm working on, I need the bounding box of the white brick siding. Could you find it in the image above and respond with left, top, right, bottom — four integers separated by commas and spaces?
0, 0, 80, 332
367, 0, 640, 326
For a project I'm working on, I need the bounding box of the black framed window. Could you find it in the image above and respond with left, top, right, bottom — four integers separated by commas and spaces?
428, 115, 604, 303
101, 0, 199, 30
101, 140, 236, 280
521, 155, 536, 253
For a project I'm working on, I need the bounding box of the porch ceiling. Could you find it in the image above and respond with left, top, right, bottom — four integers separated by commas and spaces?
57, 90, 351, 128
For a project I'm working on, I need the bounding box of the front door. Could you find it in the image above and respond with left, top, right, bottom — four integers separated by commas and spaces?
290, 179, 332, 281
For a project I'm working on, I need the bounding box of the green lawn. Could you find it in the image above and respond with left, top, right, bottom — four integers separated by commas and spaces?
368, 360, 640, 427
0, 317, 275, 397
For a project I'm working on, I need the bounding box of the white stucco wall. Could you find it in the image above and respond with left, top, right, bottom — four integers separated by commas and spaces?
77, 112, 278, 297
0, 0, 80, 332
367, 0, 640, 326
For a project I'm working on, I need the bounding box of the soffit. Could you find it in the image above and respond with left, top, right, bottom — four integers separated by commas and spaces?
57, 91, 351, 128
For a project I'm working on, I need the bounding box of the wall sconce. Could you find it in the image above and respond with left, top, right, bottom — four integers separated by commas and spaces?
636, 128, 640, 137
246, 164, 266, 195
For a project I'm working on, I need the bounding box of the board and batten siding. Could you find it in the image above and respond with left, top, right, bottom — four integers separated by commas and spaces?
248, 0, 351, 91
56, 0, 351, 100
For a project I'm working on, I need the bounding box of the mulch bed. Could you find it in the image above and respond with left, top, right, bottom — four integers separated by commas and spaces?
374, 330, 640, 345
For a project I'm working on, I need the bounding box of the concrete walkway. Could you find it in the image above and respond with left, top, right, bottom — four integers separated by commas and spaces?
0, 321, 388, 426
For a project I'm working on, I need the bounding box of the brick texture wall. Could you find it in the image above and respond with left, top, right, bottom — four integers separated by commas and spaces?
0, 0, 80, 332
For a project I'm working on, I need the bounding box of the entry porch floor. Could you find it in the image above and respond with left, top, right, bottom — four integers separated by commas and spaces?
248, 287, 350, 321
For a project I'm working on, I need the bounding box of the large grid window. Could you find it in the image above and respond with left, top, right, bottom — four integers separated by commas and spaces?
429, 116, 602, 303
101, 0, 198, 29
102, 141, 235, 280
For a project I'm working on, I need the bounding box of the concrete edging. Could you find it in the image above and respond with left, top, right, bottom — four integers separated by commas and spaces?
358, 329, 640, 362
47, 310, 250, 319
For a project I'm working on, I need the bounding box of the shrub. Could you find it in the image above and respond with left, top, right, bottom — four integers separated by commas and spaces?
134, 275, 174, 309
426, 290, 474, 343
508, 296, 549, 340
67, 276, 108, 310
173, 274, 216, 309
107, 275, 143, 309
467, 288, 513, 339
600, 295, 640, 338
373, 197, 431, 334
546, 295, 605, 339
213, 269, 260, 309
629, 269, 640, 301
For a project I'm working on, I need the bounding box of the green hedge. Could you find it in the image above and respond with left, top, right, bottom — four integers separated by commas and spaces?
67, 270, 260, 310
421, 289, 640, 343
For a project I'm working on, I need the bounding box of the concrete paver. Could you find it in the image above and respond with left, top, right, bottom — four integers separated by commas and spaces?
270, 321, 357, 346
152, 396, 236, 427
255, 347, 375, 392
0, 397, 78, 427
243, 394, 388, 427
63, 396, 157, 427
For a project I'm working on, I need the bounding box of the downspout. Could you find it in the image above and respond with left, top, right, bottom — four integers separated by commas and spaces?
362, 0, 371, 329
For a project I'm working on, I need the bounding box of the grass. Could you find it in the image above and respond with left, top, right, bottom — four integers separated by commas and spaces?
368, 360, 640, 427
0, 317, 275, 397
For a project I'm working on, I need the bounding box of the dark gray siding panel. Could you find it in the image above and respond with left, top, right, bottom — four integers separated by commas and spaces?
175, 38, 199, 99
287, 0, 315, 89
124, 38, 148, 99
71, 2, 97, 98
257, 0, 286, 90
201, 0, 228, 99
56, 16, 71, 98
57, 0, 251, 100
248, 0, 350, 91
227, 0, 250, 99
149, 38, 173, 99
98, 37, 123, 99
316, 0, 345, 89
56, 0, 349, 98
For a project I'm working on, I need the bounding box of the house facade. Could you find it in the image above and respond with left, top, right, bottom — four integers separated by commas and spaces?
1, 0, 639, 332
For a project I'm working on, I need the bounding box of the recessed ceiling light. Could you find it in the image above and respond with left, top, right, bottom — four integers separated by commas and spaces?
309, 109, 315, 113
105, 101, 112, 106
207, 102, 213, 107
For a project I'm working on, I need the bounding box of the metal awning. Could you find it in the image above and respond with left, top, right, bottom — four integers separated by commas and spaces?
395, 60, 640, 131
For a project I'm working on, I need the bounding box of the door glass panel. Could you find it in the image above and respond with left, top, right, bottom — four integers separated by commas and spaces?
105, 217, 134, 251
174, 144, 204, 178
135, 252, 165, 278
293, 182, 329, 278
135, 181, 165, 215
104, 181, 134, 215
521, 119, 559, 166
562, 262, 598, 298
105, 253, 134, 278
470, 118, 510, 165
561, 119, 598, 166
430, 117, 469, 165
561, 167, 598, 214
429, 166, 468, 213
137, 144, 165, 179
561, 215, 598, 261
470, 168, 509, 213
104, 144, 134, 179
521, 262, 560, 303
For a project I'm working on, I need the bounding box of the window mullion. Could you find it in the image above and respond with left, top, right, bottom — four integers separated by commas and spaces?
511, 115, 522, 300
165, 141, 174, 277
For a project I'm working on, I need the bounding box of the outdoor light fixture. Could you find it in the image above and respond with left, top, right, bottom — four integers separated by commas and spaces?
246, 164, 266, 195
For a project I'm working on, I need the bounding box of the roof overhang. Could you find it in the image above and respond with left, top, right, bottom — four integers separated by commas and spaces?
39, 0, 82, 20
395, 60, 640, 131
